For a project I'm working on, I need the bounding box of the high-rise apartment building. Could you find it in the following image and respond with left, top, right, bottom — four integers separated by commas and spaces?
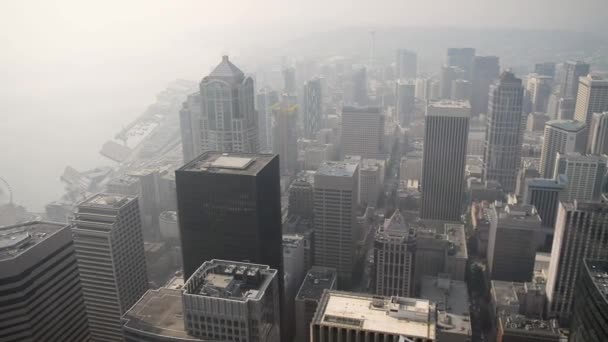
574, 74, 608, 145
303, 77, 323, 139
539, 120, 586, 178
396, 49, 417, 79
483, 71, 525, 193
272, 101, 298, 175
311, 291, 437, 342
182, 259, 280, 342
554, 153, 606, 201
179, 56, 258, 162
588, 112, 608, 154
570, 259, 608, 342
440, 65, 465, 99
340, 106, 385, 159
72, 194, 149, 342
0, 221, 90, 342
395, 79, 416, 125
546, 201, 608, 320
558, 60, 590, 99
313, 161, 359, 287
487, 204, 542, 282
294, 267, 337, 342
446, 47, 476, 80
471, 56, 500, 116
374, 210, 416, 297
256, 88, 279, 152
421, 100, 470, 221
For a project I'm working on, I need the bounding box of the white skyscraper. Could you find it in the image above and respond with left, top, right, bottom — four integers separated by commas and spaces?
554, 153, 606, 201
588, 112, 608, 154
180, 56, 258, 162
396, 49, 417, 80
573, 74, 608, 146
72, 194, 148, 342
539, 120, 586, 178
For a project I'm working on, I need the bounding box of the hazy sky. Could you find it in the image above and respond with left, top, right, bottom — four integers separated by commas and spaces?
0, 0, 606, 210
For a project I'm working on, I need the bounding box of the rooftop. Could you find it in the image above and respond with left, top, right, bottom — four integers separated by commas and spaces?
420, 275, 471, 337
342, 106, 382, 115
316, 161, 358, 178
427, 99, 471, 109
0, 221, 65, 261
205, 55, 244, 83
184, 259, 276, 302
296, 266, 338, 301
78, 193, 133, 210
546, 119, 586, 132
122, 288, 205, 341
499, 314, 564, 337
584, 259, 608, 302
527, 176, 567, 190
313, 291, 436, 339
179, 152, 276, 176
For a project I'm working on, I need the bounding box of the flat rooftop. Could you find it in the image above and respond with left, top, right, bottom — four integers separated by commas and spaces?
184, 259, 276, 302
179, 152, 276, 176
499, 314, 563, 337
78, 193, 133, 210
296, 266, 337, 301
122, 288, 205, 341
316, 161, 358, 178
527, 176, 567, 190
491, 280, 523, 310
314, 291, 436, 339
0, 221, 65, 261
420, 276, 471, 336
546, 119, 585, 132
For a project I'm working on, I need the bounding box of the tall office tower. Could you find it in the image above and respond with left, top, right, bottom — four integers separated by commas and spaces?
451, 79, 471, 100
396, 49, 417, 79
471, 56, 500, 116
588, 112, 608, 154
487, 204, 542, 282
182, 260, 280, 342
340, 106, 385, 159
283, 66, 297, 94
395, 79, 416, 125
0, 222, 89, 341
360, 158, 385, 207
303, 77, 323, 139
539, 120, 586, 178
554, 153, 606, 201
374, 210, 416, 297
179, 56, 258, 162
421, 100, 470, 221
288, 178, 314, 219
351, 67, 368, 106
256, 88, 279, 152
446, 47, 476, 80
570, 259, 608, 342
527, 74, 553, 113
72, 194, 148, 342
272, 101, 298, 175
557, 96, 576, 120
311, 291, 437, 342
313, 161, 359, 286
483, 71, 525, 193
535, 62, 557, 77
558, 60, 590, 99
546, 201, 608, 320
439, 65, 465, 99
294, 266, 337, 342
523, 176, 567, 236
282, 234, 306, 342
574, 75, 608, 145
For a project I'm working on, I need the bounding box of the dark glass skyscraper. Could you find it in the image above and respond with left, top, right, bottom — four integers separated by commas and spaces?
570, 259, 608, 342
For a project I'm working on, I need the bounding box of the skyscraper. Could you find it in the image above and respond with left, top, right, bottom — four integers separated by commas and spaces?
539, 120, 586, 178
555, 153, 606, 201
351, 67, 368, 106
527, 74, 552, 113
0, 221, 90, 342
283, 66, 297, 94
534, 62, 556, 77
272, 101, 298, 175
523, 176, 567, 245
451, 79, 471, 101
573, 74, 608, 145
288, 178, 314, 220
395, 79, 416, 125
396, 49, 417, 79
558, 60, 590, 99
294, 267, 337, 342
256, 88, 279, 152
421, 100, 470, 221
374, 210, 416, 297
303, 77, 323, 139
340, 106, 385, 159
179, 56, 258, 162
471, 56, 500, 116
483, 71, 525, 193
546, 201, 608, 320
570, 259, 608, 342
313, 161, 359, 287
487, 204, 541, 282
72, 194, 149, 342
446, 47, 476, 80
588, 112, 608, 154
440, 65, 465, 99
